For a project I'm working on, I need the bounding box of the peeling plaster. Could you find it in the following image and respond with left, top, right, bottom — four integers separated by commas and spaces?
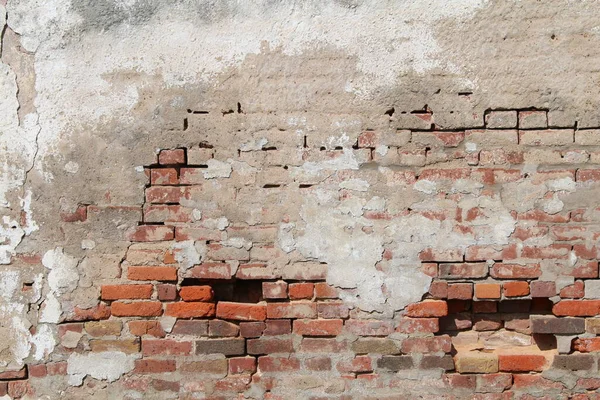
67, 351, 137, 386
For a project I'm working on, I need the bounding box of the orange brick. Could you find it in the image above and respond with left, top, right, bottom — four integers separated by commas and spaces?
128, 266, 178, 281
179, 286, 214, 302
217, 302, 267, 321
498, 354, 547, 372
101, 284, 153, 300
165, 302, 216, 318
288, 283, 314, 300
475, 283, 501, 299
314, 282, 338, 299
553, 300, 600, 316
112, 301, 163, 317
128, 321, 166, 337
405, 301, 448, 318
503, 281, 529, 297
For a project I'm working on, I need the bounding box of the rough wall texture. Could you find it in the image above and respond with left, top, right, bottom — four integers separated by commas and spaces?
3, 0, 600, 399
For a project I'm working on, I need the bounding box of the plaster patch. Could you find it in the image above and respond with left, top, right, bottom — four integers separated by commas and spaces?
203, 159, 232, 179
43, 247, 80, 295
171, 240, 204, 270
67, 351, 137, 386
31, 324, 56, 360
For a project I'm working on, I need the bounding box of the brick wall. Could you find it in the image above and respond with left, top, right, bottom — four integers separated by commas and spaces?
6, 108, 600, 399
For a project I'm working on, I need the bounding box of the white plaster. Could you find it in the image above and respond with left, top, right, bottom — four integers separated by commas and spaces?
171, 240, 204, 270
67, 351, 136, 386
339, 178, 370, 192
64, 161, 79, 173
203, 159, 232, 179
31, 324, 56, 360
43, 247, 79, 295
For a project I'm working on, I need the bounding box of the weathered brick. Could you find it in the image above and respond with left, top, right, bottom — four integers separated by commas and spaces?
573, 338, 600, 352
142, 339, 192, 356
519, 129, 574, 146
180, 359, 228, 374
448, 283, 473, 300
395, 318, 439, 334
85, 320, 122, 337
172, 320, 209, 336
317, 301, 350, 319
267, 302, 317, 319
476, 373, 513, 393
337, 355, 372, 373
530, 316, 585, 334
258, 356, 300, 372
159, 148, 185, 164
351, 338, 399, 355
401, 336, 452, 353
264, 320, 292, 336
229, 357, 257, 374
262, 281, 288, 299
128, 320, 166, 337
157, 284, 177, 300
377, 356, 413, 371
150, 168, 178, 185
455, 353, 499, 373
420, 355, 454, 370
552, 354, 594, 370
443, 374, 477, 390
439, 263, 487, 279
314, 282, 338, 299
126, 225, 175, 242
281, 262, 328, 280
344, 319, 394, 336
239, 322, 265, 338
209, 320, 240, 337
247, 337, 293, 354
490, 263, 541, 279
0, 367, 26, 380
530, 281, 557, 297
196, 338, 245, 356
293, 319, 343, 336
305, 356, 332, 371
90, 338, 140, 353
485, 110, 517, 128
165, 302, 216, 318
189, 262, 232, 279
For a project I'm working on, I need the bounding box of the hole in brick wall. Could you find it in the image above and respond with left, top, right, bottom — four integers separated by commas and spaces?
384, 107, 395, 117
180, 278, 262, 303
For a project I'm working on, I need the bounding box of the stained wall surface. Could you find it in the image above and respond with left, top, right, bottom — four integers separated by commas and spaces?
2, 1, 600, 399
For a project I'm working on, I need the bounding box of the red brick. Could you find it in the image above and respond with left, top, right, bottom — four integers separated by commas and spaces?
267, 302, 317, 319
317, 301, 350, 319
70, 303, 112, 321
405, 300, 448, 317
573, 338, 600, 352
258, 356, 300, 372
477, 373, 513, 393
395, 318, 439, 334
214, 375, 251, 392
60, 205, 87, 222
171, 320, 209, 336
517, 209, 570, 223
0, 367, 26, 379
337, 356, 372, 373
577, 169, 600, 182
530, 281, 556, 297
262, 281, 288, 299
438, 263, 487, 279
512, 374, 564, 390
429, 280, 448, 299
145, 186, 189, 204
152, 379, 179, 392
159, 148, 185, 165
419, 248, 464, 262
300, 338, 349, 353
498, 354, 547, 372
134, 359, 177, 373
560, 281, 584, 298
165, 302, 216, 318
8, 381, 31, 398
448, 283, 473, 300
490, 263, 541, 279
229, 357, 257, 374
151, 168, 178, 185
573, 244, 599, 259
126, 225, 174, 242
305, 356, 332, 371
465, 245, 517, 262
101, 284, 153, 300
288, 283, 314, 300
46, 361, 67, 376
264, 320, 292, 335
157, 284, 177, 300
112, 301, 163, 317
475, 283, 501, 299
344, 320, 394, 336
521, 244, 571, 259
240, 322, 265, 338
473, 301, 498, 313
401, 336, 452, 353
129, 320, 166, 337
443, 374, 476, 390
503, 281, 529, 297
128, 266, 178, 281
189, 263, 232, 279
209, 320, 240, 337
142, 339, 192, 356
572, 261, 599, 279
217, 302, 267, 321
293, 319, 343, 336
28, 364, 47, 378
179, 286, 213, 302
314, 283, 338, 299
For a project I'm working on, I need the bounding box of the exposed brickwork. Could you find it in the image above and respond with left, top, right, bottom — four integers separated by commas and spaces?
9, 108, 600, 399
